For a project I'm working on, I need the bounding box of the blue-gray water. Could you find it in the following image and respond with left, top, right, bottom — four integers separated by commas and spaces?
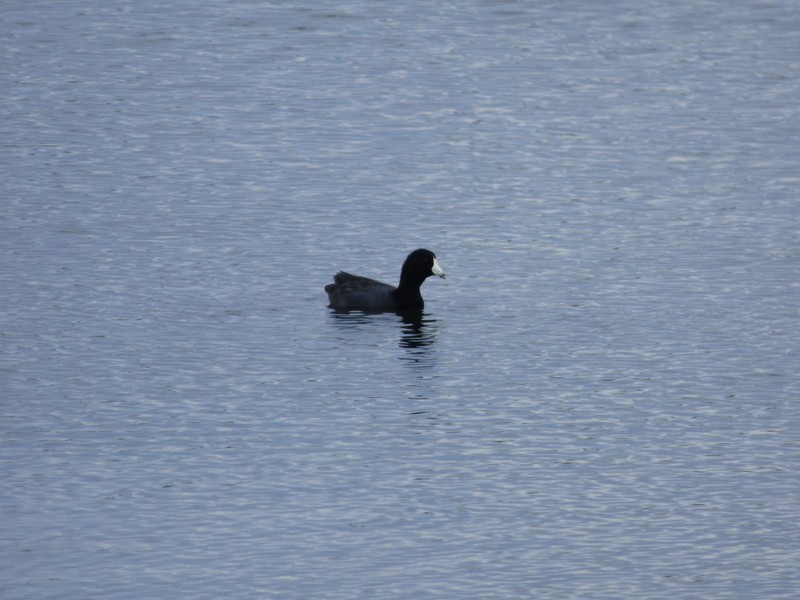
2, 1, 799, 598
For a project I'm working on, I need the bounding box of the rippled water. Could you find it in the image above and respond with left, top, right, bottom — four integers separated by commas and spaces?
2, 1, 799, 598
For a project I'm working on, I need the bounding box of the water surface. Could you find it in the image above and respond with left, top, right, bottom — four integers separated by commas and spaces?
2, 1, 799, 598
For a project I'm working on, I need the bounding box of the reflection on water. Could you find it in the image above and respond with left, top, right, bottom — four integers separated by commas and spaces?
327, 308, 439, 368
327, 308, 377, 327
397, 309, 438, 367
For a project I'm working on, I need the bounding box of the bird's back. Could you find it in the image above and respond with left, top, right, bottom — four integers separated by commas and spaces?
325, 272, 396, 310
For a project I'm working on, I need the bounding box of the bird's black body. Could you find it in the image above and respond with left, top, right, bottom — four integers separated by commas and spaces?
325, 249, 445, 311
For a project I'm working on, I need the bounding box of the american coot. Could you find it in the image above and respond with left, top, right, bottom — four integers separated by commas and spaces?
326, 248, 445, 311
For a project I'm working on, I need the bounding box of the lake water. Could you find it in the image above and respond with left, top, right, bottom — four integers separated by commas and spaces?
2, 1, 799, 598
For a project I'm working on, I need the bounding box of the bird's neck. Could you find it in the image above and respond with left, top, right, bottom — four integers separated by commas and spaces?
392, 284, 424, 309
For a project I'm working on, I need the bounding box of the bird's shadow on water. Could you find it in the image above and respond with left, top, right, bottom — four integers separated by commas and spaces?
327, 307, 439, 368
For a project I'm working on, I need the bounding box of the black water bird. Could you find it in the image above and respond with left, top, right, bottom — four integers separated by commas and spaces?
325, 248, 445, 311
